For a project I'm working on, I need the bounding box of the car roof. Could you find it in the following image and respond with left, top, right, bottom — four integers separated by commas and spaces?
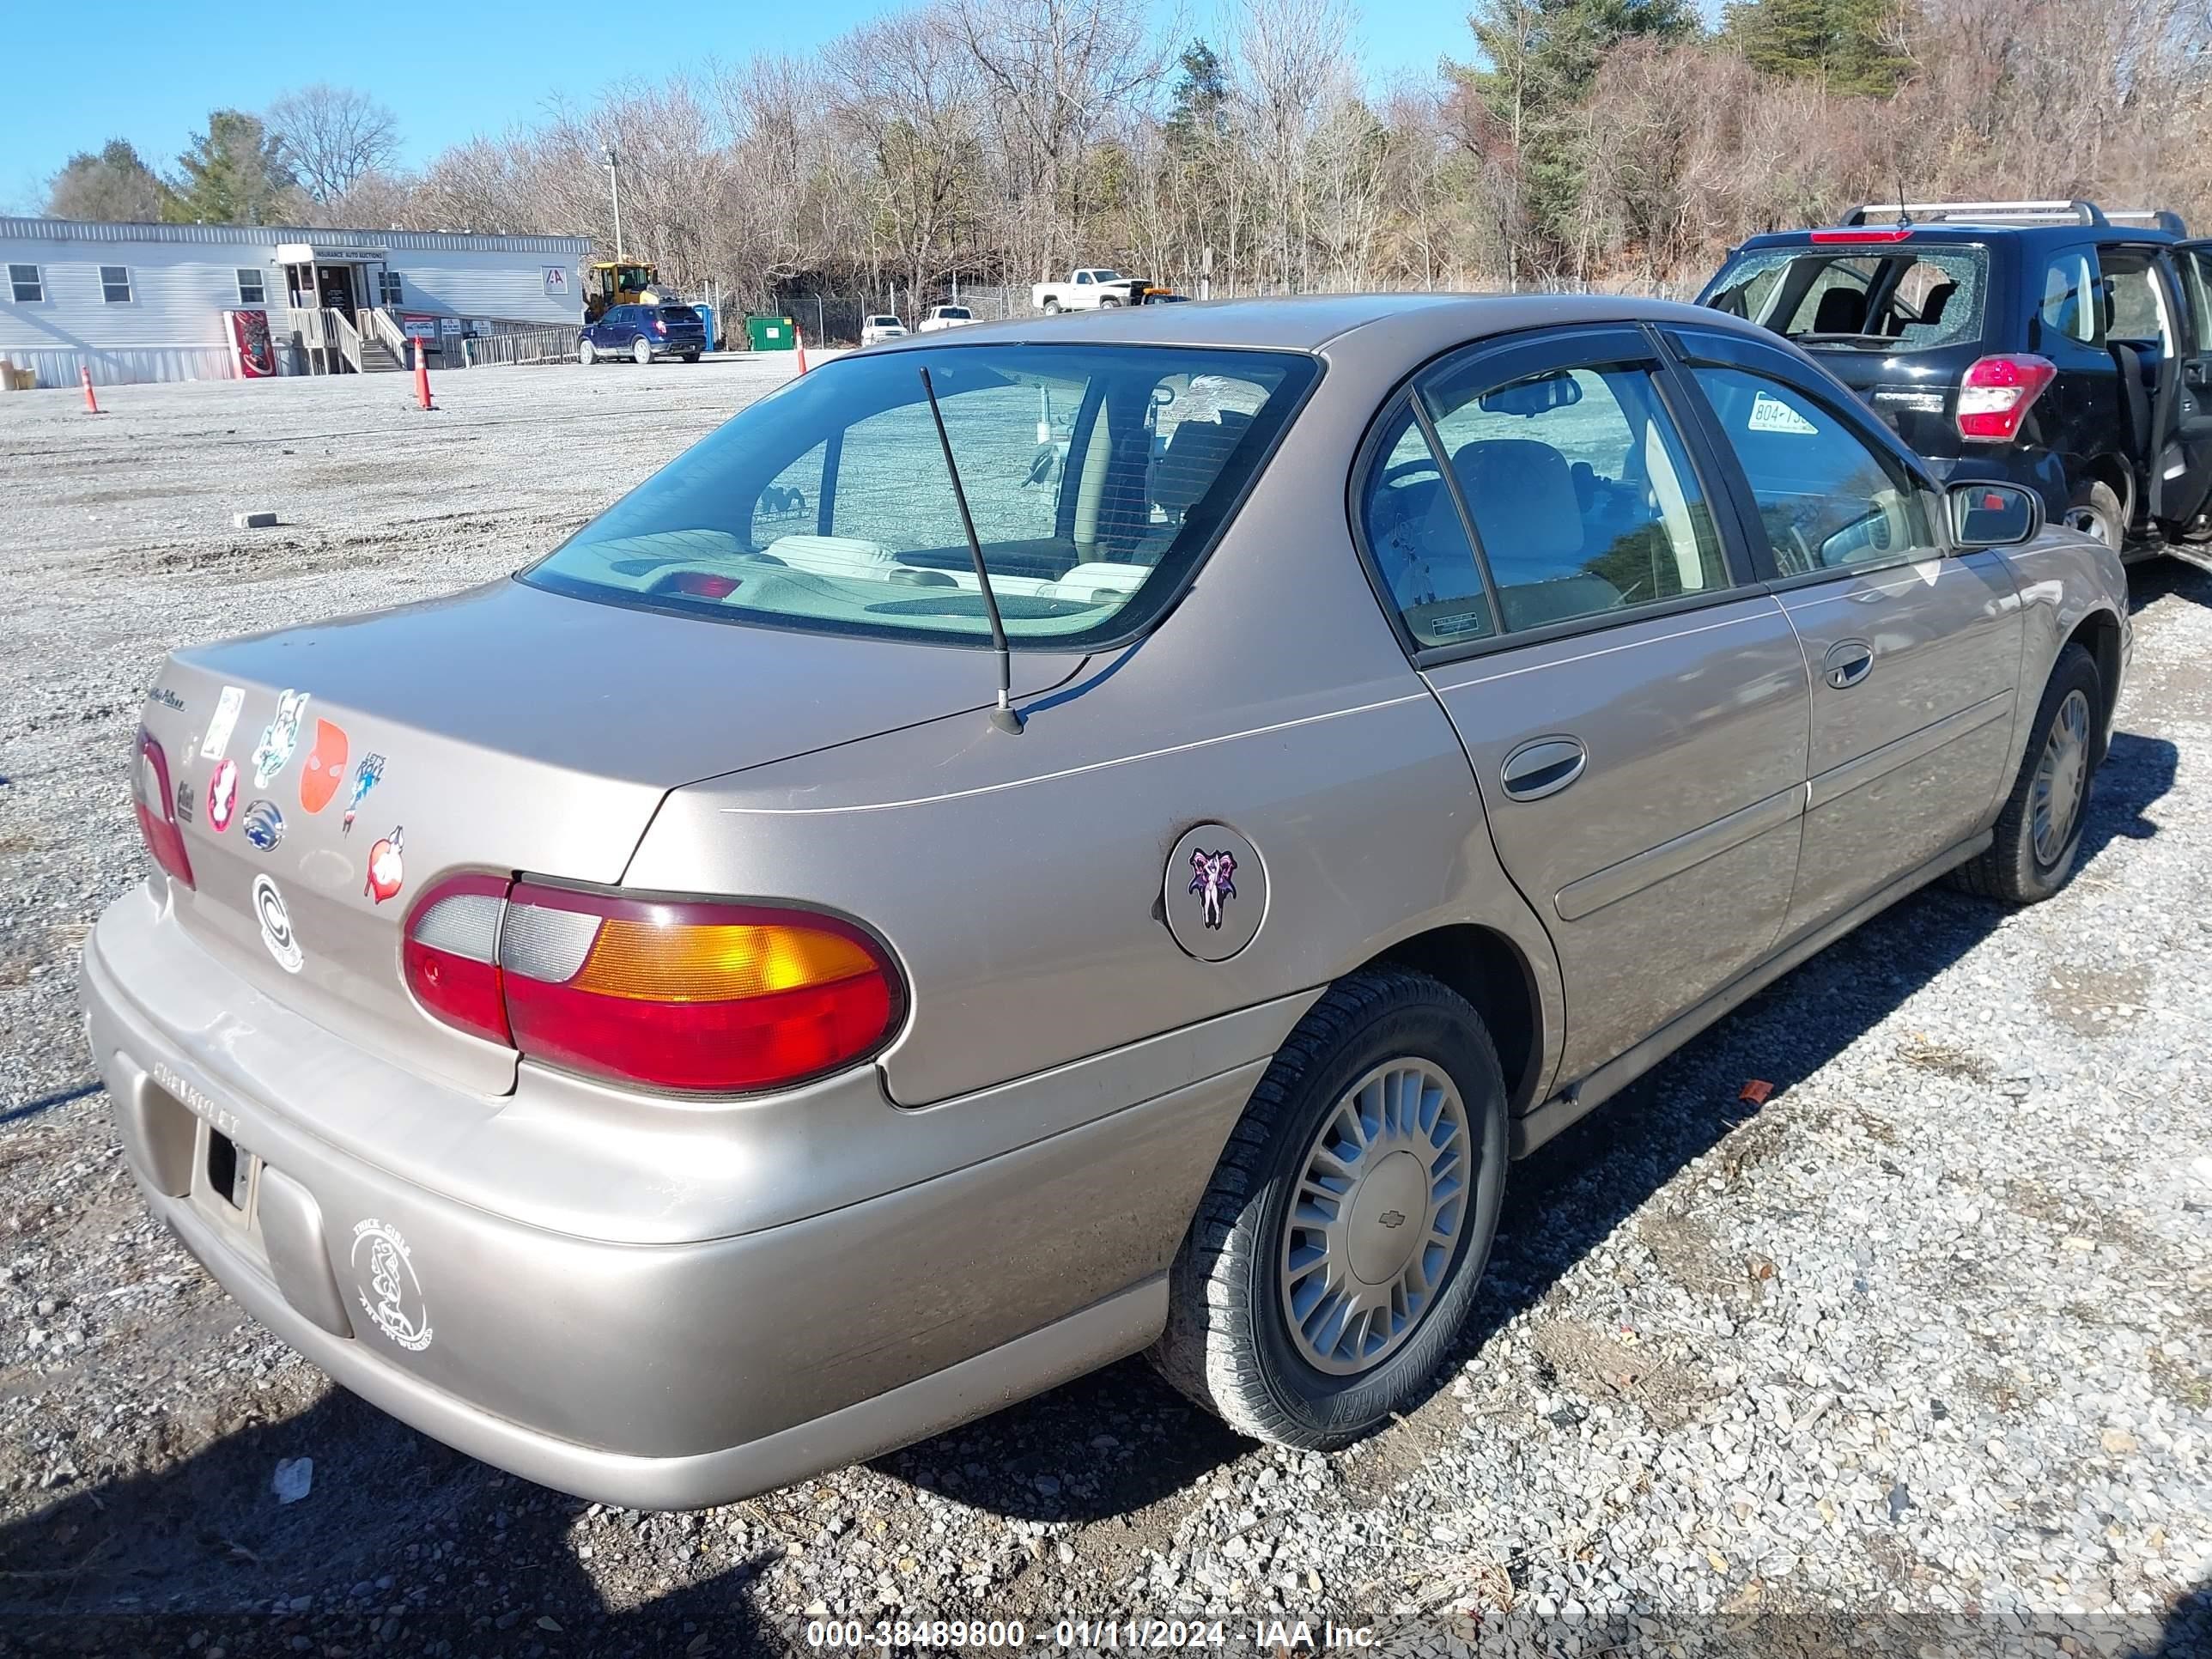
1733, 223, 2179, 252
864, 292, 1773, 356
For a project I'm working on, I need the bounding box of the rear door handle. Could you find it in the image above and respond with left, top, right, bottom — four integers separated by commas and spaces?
1824, 641, 1875, 690
1500, 736, 1587, 801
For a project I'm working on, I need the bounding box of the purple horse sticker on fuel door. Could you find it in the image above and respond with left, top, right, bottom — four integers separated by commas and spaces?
1188, 848, 1237, 929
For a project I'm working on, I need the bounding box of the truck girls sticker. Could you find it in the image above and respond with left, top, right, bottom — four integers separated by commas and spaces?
349, 1219, 433, 1352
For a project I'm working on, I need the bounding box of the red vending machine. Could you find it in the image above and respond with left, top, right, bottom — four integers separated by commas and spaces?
222, 308, 276, 378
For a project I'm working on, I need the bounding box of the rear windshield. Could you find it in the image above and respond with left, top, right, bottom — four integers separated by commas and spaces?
1704, 244, 1988, 351
659, 306, 700, 322
524, 343, 1318, 648
938, 307, 971, 319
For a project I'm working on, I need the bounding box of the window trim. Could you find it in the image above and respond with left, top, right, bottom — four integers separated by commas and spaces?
9, 262, 46, 304
235, 267, 267, 306
98, 264, 134, 305
1346, 322, 1763, 669
1656, 324, 1948, 587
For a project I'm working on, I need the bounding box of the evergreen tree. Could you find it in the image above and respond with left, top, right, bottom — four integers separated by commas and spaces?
1722, 0, 1908, 96
1451, 0, 1698, 271
45, 140, 172, 222
165, 110, 296, 225
1166, 40, 1231, 148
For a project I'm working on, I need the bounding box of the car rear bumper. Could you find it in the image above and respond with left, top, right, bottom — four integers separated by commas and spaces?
81, 883, 1276, 1508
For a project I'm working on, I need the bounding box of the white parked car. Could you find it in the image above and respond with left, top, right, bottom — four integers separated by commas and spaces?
918, 305, 975, 332
860, 314, 908, 346
1030, 269, 1149, 313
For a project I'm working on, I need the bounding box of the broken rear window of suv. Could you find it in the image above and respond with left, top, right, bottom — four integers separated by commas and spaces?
1705, 245, 1988, 352
525, 343, 1318, 649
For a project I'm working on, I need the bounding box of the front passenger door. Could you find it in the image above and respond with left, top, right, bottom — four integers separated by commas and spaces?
2165, 243, 2212, 556
1668, 327, 2024, 937
1370, 326, 1812, 1084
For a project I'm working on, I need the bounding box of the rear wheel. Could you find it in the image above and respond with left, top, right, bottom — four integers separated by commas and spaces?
1042, 298, 1060, 314
632, 338, 653, 366
2062, 479, 2124, 550
1150, 967, 1509, 1448
1956, 642, 2101, 904
578, 338, 595, 366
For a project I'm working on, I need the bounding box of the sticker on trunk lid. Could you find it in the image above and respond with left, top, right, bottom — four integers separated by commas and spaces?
252, 873, 303, 974
200, 686, 245, 760
252, 690, 309, 788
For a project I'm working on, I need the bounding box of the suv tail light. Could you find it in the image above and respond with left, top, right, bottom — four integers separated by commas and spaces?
1957, 355, 2057, 442
132, 727, 194, 890
402, 875, 903, 1093
652, 319, 667, 336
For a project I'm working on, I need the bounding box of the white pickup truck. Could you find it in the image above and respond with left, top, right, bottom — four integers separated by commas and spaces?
1030, 269, 1151, 313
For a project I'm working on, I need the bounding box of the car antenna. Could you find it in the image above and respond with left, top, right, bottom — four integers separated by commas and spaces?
1895, 176, 1912, 228
918, 364, 1024, 735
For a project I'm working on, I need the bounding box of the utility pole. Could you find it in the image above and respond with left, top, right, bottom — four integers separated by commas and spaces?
604, 144, 624, 263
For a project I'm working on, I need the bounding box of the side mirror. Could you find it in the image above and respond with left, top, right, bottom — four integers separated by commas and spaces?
1948, 481, 2041, 549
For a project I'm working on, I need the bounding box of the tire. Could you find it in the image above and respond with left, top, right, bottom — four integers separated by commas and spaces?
1955, 642, 2101, 904
1042, 298, 1060, 314
2062, 479, 2124, 550
578, 338, 595, 366
633, 338, 653, 366
683, 350, 701, 363
1150, 966, 1510, 1449
1098, 295, 1122, 307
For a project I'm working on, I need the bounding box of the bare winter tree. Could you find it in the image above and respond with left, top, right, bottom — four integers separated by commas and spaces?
265, 85, 401, 204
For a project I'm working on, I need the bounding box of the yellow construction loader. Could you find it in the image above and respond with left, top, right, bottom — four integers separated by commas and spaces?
584, 261, 667, 322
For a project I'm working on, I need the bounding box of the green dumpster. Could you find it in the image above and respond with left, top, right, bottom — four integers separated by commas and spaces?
745, 315, 796, 351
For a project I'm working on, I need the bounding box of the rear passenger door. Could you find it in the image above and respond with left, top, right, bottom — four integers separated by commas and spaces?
1665, 325, 2023, 936
2164, 242, 2212, 548
1364, 325, 1811, 1083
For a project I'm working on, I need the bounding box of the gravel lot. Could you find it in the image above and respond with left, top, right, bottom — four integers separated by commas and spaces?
2, 361, 2209, 1658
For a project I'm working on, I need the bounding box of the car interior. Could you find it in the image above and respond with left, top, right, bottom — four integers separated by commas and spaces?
1364, 367, 1726, 641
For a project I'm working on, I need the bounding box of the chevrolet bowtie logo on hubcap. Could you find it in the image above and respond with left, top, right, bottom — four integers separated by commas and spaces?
1377, 1210, 1407, 1228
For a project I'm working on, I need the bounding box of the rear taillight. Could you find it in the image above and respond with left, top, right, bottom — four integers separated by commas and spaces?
401, 876, 903, 1093
653, 319, 667, 336
132, 727, 194, 890
402, 872, 512, 1046
1957, 355, 2057, 442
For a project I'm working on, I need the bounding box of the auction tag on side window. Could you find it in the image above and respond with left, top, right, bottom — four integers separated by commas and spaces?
1747, 392, 1820, 435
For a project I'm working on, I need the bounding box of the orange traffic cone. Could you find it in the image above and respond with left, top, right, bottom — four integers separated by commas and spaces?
413, 337, 434, 410
80, 366, 102, 414
793, 322, 809, 376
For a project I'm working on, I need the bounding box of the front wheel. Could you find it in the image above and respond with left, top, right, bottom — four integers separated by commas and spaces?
1098, 295, 1122, 307
1149, 967, 1509, 1448
632, 338, 653, 366
578, 338, 595, 366
1956, 643, 2101, 904
683, 350, 701, 363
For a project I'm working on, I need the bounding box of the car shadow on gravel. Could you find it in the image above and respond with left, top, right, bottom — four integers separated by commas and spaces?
882, 723, 2179, 1525
2126, 556, 2212, 613
0, 1388, 783, 1658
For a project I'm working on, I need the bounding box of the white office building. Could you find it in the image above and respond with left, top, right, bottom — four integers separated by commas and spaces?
0, 217, 592, 387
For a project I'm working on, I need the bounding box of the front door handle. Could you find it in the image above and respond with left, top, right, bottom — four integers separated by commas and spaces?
1824, 641, 1875, 690
1500, 736, 1587, 801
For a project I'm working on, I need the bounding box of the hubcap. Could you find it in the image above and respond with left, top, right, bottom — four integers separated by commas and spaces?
2063, 506, 2116, 548
2032, 688, 2092, 866
1279, 1060, 1473, 1376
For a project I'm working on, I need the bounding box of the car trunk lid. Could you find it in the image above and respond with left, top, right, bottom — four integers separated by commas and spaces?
138, 577, 1080, 1097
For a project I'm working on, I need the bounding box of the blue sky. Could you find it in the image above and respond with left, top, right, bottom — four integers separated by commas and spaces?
0, 0, 1494, 215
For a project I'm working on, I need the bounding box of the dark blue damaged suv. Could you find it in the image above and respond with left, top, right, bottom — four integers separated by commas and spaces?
1701, 199, 2212, 567
580, 303, 707, 367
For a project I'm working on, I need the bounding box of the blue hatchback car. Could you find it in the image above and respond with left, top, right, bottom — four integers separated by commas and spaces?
580, 303, 708, 366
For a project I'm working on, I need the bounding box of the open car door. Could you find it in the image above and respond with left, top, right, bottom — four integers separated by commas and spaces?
2165, 241, 2212, 567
